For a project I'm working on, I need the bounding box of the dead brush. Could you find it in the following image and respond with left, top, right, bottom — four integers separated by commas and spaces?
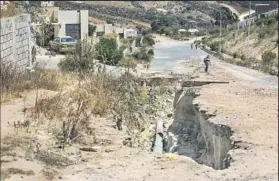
1, 168, 34, 180
1, 63, 62, 103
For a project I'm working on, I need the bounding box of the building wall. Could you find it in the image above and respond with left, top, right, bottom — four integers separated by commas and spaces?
95, 24, 105, 32
104, 24, 113, 34
80, 10, 88, 40
53, 10, 88, 40
41, 1, 54, 7
114, 27, 124, 34
124, 29, 137, 38
0, 14, 32, 71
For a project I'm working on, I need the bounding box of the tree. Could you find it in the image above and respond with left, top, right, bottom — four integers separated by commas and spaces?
88, 24, 96, 37
95, 37, 123, 66
106, 19, 114, 25
133, 47, 153, 63
58, 39, 95, 73
151, 21, 160, 31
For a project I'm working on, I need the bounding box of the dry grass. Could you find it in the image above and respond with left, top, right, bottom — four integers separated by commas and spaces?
0, 63, 72, 103
1, 168, 34, 180
41, 167, 59, 180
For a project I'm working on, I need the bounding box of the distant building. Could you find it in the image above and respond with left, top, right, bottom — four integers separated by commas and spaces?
41, 1, 54, 7
178, 29, 187, 34
112, 27, 137, 39
188, 29, 199, 33
93, 23, 114, 36
255, 4, 270, 15
124, 28, 137, 38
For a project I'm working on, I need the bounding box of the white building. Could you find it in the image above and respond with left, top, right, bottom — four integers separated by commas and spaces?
52, 9, 88, 40
113, 27, 137, 39
93, 23, 114, 36
125, 28, 137, 38
41, 1, 54, 7
188, 29, 199, 33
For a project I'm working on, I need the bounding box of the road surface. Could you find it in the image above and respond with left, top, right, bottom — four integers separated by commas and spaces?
150, 38, 278, 89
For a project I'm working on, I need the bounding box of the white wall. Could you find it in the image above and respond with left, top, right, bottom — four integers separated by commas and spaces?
114, 27, 124, 34
0, 14, 32, 71
104, 24, 113, 34
55, 10, 88, 40
80, 10, 88, 40
124, 29, 137, 38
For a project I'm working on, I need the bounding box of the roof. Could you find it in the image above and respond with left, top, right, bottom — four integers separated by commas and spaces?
126, 28, 136, 31
178, 29, 187, 32
57, 36, 73, 38
255, 4, 270, 6
188, 29, 199, 33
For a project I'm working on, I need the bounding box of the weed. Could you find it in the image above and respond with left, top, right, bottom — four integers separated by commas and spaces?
1, 168, 34, 180
41, 167, 59, 180
0, 63, 61, 103
240, 54, 246, 61
262, 50, 277, 64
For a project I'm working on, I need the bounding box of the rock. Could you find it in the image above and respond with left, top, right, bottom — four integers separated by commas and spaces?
80, 146, 101, 152
105, 148, 114, 153
1, 156, 15, 162
167, 113, 173, 118
45, 51, 52, 55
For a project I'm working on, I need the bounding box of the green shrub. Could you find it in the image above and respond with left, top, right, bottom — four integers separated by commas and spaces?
262, 51, 277, 64
258, 26, 275, 39
58, 40, 95, 72
147, 49, 154, 55
133, 47, 152, 63
263, 16, 276, 26
95, 37, 123, 66
232, 52, 239, 59
209, 41, 219, 51
142, 35, 155, 46
221, 48, 226, 54
240, 54, 246, 60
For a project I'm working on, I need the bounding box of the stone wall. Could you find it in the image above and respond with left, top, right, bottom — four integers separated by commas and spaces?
0, 14, 32, 71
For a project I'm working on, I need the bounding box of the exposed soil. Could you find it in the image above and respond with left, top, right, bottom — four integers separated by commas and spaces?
1, 36, 278, 181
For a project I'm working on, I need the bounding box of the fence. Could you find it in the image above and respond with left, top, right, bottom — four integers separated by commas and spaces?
227, 9, 278, 30
0, 14, 33, 71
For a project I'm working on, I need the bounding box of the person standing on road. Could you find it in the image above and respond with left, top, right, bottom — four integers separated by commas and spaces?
195, 43, 198, 50
203, 55, 211, 73
191, 43, 193, 50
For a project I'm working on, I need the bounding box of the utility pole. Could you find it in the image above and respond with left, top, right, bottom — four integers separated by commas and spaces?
219, 11, 222, 53
248, 1, 251, 43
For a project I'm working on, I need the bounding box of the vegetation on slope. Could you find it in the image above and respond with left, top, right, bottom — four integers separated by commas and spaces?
201, 15, 278, 75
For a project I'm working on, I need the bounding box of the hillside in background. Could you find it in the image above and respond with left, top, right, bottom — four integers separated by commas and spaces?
201, 15, 278, 75
51, 1, 238, 29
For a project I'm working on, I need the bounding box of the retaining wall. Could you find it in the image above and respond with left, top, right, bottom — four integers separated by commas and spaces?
0, 14, 32, 71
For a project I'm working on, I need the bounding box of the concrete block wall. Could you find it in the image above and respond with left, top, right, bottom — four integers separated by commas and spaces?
0, 14, 31, 71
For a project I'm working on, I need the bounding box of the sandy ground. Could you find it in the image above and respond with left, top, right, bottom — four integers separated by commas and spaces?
1, 36, 278, 181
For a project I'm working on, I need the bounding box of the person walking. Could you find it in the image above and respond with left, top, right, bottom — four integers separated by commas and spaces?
203, 55, 211, 73
191, 43, 193, 50
195, 43, 198, 50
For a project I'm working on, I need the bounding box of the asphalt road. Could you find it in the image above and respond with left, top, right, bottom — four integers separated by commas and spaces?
151, 39, 278, 89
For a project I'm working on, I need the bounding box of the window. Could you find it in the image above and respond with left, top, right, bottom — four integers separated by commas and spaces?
61, 37, 75, 42
65, 24, 80, 40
